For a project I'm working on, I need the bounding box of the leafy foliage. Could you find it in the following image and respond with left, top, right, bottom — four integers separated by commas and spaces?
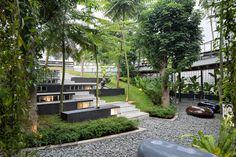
0, 0, 42, 156
138, 0, 202, 72
120, 50, 138, 77
131, 76, 176, 118
132, 77, 162, 104
25, 116, 138, 147
136, 0, 202, 106
149, 105, 177, 119
185, 116, 236, 157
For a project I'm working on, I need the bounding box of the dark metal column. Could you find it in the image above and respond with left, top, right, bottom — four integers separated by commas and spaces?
178, 72, 182, 103
200, 70, 204, 99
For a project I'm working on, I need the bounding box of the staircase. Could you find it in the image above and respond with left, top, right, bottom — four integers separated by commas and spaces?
72, 92, 149, 119
106, 101, 149, 119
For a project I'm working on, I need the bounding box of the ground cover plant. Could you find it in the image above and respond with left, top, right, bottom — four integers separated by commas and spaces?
25, 116, 138, 147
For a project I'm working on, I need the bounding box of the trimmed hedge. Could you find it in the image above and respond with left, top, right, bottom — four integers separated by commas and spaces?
25, 116, 138, 147
149, 105, 177, 119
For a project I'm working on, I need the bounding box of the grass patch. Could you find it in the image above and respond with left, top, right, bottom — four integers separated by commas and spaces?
48, 68, 176, 119
101, 95, 125, 102
25, 115, 138, 147
49, 67, 95, 78
106, 77, 176, 118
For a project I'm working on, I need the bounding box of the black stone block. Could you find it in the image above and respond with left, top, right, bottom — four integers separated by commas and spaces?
61, 105, 120, 122
137, 139, 217, 157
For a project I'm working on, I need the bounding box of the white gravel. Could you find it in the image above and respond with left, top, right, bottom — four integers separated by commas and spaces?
36, 100, 220, 157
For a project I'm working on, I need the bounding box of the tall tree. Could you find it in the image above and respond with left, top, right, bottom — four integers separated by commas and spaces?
138, 0, 202, 106
40, 0, 94, 114
0, 0, 43, 155
212, 0, 236, 126
199, 0, 215, 44
106, 0, 141, 101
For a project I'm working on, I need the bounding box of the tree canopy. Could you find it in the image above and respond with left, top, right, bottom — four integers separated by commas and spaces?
137, 0, 202, 106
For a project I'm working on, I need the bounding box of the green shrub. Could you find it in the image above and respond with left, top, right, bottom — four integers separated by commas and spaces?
149, 105, 177, 119
182, 116, 236, 157
25, 116, 138, 147
132, 77, 162, 105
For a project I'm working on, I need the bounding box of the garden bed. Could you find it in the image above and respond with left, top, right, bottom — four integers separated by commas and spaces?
104, 78, 177, 119
25, 116, 138, 148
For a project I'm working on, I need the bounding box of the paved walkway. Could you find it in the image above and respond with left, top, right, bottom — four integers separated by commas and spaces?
37, 100, 220, 157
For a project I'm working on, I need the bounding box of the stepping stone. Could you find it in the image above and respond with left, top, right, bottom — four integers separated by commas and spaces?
197, 101, 220, 113
186, 105, 214, 118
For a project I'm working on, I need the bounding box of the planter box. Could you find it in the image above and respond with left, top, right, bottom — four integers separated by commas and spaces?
71, 77, 102, 83
61, 105, 120, 122
176, 93, 219, 101
89, 88, 125, 96
37, 83, 96, 93
37, 99, 93, 115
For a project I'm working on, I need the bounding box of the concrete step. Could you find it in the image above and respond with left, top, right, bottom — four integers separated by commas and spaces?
73, 96, 96, 101
120, 107, 140, 114
118, 111, 149, 119
105, 101, 130, 106
72, 94, 95, 100
90, 100, 106, 106
74, 91, 90, 95
105, 101, 149, 119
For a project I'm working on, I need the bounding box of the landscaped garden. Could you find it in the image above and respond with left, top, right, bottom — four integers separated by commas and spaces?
0, 0, 236, 157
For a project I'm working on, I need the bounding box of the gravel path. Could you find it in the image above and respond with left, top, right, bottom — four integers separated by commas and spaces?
36, 100, 220, 157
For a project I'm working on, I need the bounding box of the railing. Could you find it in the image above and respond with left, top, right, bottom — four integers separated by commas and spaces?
38, 60, 74, 66
199, 40, 219, 60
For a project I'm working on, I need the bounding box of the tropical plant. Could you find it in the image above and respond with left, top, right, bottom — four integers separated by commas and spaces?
199, 0, 215, 46
106, 0, 142, 101
0, 0, 43, 155
132, 77, 162, 105
185, 116, 236, 157
203, 82, 214, 94
138, 0, 202, 106
188, 75, 200, 93
211, 0, 236, 126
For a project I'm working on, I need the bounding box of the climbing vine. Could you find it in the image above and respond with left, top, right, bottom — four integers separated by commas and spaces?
212, 0, 236, 126
0, 0, 41, 156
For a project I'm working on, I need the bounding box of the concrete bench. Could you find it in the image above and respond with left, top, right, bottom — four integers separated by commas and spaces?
37, 99, 94, 115
37, 92, 75, 102
61, 105, 120, 122
138, 139, 216, 157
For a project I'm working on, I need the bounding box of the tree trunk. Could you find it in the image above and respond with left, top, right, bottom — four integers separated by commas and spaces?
232, 57, 236, 127
59, 30, 65, 115
81, 56, 84, 77
218, 1, 224, 106
160, 66, 169, 107
122, 12, 130, 102
138, 50, 141, 71
214, 69, 217, 86
45, 49, 49, 68
95, 48, 99, 109
29, 86, 38, 133
117, 62, 120, 88
117, 27, 123, 89
208, 9, 215, 49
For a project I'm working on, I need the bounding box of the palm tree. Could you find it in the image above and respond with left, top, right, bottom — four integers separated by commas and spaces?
199, 0, 215, 46
106, 0, 141, 101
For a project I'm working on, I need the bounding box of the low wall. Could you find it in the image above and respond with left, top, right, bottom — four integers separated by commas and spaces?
37, 84, 96, 93
71, 77, 102, 83
89, 88, 125, 96
37, 101, 77, 115
175, 93, 219, 101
